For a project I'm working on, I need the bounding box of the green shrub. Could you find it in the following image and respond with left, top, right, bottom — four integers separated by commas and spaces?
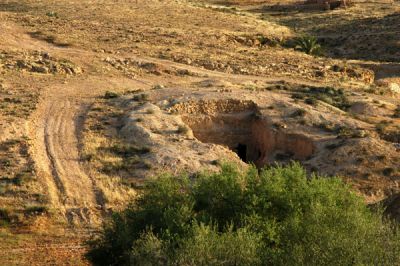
291, 108, 306, 117
177, 125, 189, 134
87, 163, 400, 266
0, 208, 11, 224
175, 224, 263, 266
107, 143, 150, 156
129, 224, 262, 266
304, 97, 318, 106
24, 205, 48, 216
130, 231, 167, 266
294, 35, 322, 55
104, 91, 119, 99
13, 172, 32, 186
132, 93, 149, 102
257, 35, 269, 46
46, 11, 59, 18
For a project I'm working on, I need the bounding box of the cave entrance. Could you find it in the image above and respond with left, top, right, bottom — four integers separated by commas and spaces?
180, 109, 269, 167
172, 99, 315, 168
235, 143, 248, 163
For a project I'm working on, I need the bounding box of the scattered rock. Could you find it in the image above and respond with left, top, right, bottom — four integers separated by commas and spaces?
389, 83, 400, 94
0, 50, 82, 75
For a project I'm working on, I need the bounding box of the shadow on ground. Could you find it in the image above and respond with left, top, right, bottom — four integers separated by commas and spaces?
252, 3, 400, 62
0, 2, 34, 13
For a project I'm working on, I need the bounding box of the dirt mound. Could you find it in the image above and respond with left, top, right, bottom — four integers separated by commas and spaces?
168, 99, 259, 115
120, 101, 244, 179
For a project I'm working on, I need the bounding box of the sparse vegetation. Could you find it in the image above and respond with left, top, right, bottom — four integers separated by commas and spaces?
337, 126, 367, 139
177, 125, 190, 134
290, 108, 306, 117
0, 208, 12, 225
146, 108, 155, 114
376, 121, 390, 134
133, 93, 149, 102
46, 11, 59, 18
24, 205, 48, 216
304, 97, 318, 106
152, 84, 165, 90
104, 91, 120, 99
294, 35, 322, 55
292, 85, 351, 111
381, 130, 400, 143
97, 143, 151, 174
393, 105, 400, 118
13, 172, 33, 186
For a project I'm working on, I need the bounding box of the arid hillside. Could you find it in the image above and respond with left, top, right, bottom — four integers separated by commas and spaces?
0, 0, 399, 264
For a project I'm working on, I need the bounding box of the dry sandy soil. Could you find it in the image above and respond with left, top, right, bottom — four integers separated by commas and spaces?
0, 0, 400, 264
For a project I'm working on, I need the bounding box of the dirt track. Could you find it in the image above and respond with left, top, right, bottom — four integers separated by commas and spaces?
30, 95, 101, 224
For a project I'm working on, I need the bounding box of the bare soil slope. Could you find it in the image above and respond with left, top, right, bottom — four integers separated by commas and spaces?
0, 0, 399, 264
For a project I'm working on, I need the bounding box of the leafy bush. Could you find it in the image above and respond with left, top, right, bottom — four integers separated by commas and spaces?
87, 163, 400, 266
130, 231, 167, 266
104, 91, 119, 99
294, 35, 322, 55
175, 224, 262, 266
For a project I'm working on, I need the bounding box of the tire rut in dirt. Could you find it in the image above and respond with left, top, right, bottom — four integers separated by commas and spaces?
37, 99, 104, 225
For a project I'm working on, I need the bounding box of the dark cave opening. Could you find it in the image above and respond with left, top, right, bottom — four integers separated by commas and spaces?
235, 143, 248, 163
177, 101, 315, 168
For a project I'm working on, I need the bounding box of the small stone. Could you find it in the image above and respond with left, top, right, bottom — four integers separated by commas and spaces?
31, 65, 49, 73
153, 84, 165, 90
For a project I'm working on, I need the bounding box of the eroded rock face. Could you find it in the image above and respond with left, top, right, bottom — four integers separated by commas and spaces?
118, 98, 316, 179
251, 120, 315, 166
